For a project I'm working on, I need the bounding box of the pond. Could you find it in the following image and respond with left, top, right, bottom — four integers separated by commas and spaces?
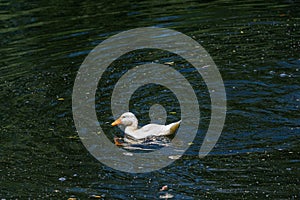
1, 0, 299, 199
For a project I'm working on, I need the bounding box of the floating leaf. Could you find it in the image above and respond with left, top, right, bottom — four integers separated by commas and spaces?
168, 155, 181, 160
89, 194, 102, 199
67, 136, 79, 139
160, 185, 168, 191
164, 61, 174, 65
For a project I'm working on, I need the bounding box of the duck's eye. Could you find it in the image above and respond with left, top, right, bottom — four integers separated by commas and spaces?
121, 116, 126, 118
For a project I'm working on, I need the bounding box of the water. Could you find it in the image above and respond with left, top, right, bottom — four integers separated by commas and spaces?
1, 0, 300, 199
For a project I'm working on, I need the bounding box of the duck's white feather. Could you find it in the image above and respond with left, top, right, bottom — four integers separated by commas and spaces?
112, 112, 181, 140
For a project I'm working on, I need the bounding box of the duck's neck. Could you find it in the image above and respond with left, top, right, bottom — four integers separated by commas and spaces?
125, 120, 138, 133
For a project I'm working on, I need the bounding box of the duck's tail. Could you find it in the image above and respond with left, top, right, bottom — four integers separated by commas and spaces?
167, 120, 181, 135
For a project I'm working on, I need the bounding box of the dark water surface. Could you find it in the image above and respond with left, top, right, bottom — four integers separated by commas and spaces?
1, 0, 300, 199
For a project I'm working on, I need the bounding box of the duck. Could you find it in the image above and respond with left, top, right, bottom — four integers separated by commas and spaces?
111, 112, 181, 140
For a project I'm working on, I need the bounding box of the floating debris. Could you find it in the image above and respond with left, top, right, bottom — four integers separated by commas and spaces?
269, 70, 276, 75
57, 97, 65, 101
159, 193, 174, 199
58, 177, 66, 182
279, 73, 288, 78
123, 152, 133, 156
89, 194, 102, 199
160, 185, 168, 191
67, 136, 79, 139
164, 61, 174, 65
168, 155, 181, 160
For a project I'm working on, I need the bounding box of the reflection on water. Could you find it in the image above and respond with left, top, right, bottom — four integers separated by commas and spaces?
1, 0, 299, 199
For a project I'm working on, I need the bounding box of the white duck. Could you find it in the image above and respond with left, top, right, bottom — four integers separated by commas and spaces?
111, 112, 181, 140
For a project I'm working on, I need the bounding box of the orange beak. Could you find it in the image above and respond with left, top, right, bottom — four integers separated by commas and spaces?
111, 118, 122, 126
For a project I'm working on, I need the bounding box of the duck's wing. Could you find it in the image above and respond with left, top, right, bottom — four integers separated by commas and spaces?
164, 120, 181, 135
126, 124, 162, 139
137, 121, 181, 138
140, 124, 167, 135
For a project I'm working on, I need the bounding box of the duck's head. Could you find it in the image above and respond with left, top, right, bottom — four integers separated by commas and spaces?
111, 112, 138, 127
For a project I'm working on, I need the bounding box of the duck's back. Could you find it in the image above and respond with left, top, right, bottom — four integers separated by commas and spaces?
125, 121, 181, 140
